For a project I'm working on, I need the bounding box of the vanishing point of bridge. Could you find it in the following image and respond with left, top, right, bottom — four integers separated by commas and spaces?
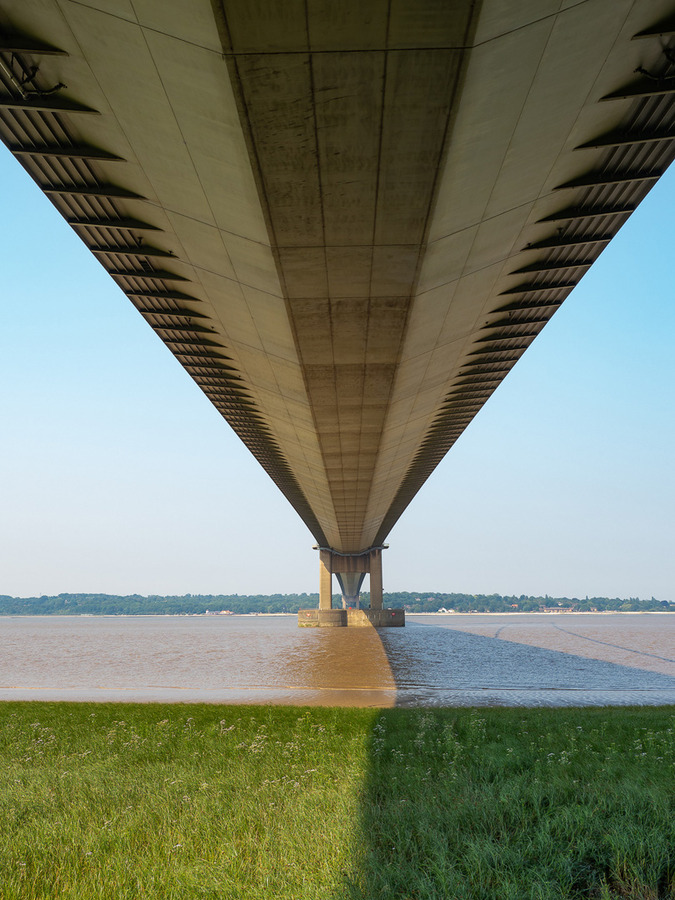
1, 1, 675, 623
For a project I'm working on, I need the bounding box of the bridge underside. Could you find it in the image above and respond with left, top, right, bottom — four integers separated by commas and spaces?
1, 1, 675, 580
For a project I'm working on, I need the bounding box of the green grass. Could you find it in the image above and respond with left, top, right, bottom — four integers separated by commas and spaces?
0, 704, 673, 899
361, 708, 675, 900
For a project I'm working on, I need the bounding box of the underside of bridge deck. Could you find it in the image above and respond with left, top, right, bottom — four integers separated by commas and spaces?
1, 0, 675, 605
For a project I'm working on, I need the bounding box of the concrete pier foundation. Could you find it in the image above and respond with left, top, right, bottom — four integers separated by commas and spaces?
298, 608, 405, 627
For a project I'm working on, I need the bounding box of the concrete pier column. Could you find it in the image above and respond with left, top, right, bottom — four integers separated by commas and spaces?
369, 548, 383, 610
319, 549, 333, 609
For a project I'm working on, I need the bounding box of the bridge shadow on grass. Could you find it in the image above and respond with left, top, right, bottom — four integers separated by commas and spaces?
340, 623, 675, 899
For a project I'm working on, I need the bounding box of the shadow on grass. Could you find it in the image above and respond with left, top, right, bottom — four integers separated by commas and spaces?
349, 704, 675, 899
343, 622, 675, 899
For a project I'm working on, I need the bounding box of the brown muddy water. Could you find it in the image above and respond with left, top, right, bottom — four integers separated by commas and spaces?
0, 613, 673, 707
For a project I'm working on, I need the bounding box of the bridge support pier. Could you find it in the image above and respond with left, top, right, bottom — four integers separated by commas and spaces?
369, 548, 383, 611
319, 549, 333, 610
299, 545, 404, 627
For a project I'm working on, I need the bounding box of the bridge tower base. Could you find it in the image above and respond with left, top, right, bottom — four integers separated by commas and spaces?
298, 546, 404, 627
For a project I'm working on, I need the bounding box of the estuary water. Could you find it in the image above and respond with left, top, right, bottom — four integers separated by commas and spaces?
0, 613, 674, 707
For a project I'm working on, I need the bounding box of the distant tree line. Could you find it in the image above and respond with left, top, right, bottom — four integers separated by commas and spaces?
385, 593, 673, 614
0, 592, 671, 616
0, 593, 317, 616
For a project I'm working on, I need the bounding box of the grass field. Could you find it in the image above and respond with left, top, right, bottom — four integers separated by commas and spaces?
0, 703, 673, 899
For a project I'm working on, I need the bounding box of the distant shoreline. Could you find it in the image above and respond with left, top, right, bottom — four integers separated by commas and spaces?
408, 610, 672, 616
2, 592, 671, 617
0, 610, 672, 618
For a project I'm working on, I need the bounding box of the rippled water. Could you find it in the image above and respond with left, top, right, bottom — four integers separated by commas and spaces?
0, 613, 673, 707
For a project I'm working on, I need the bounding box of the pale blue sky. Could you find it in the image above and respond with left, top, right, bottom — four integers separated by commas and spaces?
1, 145, 673, 600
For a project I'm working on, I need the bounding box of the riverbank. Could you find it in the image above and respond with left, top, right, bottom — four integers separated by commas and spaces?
1, 703, 673, 898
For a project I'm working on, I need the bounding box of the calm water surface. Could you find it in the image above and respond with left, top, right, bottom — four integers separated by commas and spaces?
0, 613, 673, 707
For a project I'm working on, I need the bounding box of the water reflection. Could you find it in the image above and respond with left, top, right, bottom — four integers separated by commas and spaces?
0, 614, 673, 706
